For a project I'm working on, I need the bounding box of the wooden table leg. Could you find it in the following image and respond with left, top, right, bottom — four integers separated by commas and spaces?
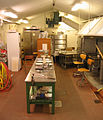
26, 83, 30, 113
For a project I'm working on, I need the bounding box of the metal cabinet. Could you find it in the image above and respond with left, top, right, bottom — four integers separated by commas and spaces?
23, 30, 40, 55
77, 35, 103, 55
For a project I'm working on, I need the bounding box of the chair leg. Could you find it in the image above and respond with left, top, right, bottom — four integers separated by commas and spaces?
73, 71, 82, 77
73, 64, 82, 77
76, 72, 86, 87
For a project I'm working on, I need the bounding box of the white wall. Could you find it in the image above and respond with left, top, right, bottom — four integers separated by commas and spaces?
66, 30, 78, 50
0, 24, 9, 46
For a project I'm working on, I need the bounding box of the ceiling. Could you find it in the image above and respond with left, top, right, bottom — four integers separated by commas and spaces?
0, 0, 103, 21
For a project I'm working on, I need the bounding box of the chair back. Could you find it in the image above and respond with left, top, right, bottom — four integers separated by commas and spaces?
87, 59, 94, 66
80, 54, 86, 60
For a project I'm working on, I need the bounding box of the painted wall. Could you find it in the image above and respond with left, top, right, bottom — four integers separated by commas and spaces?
66, 30, 78, 50
0, 24, 18, 46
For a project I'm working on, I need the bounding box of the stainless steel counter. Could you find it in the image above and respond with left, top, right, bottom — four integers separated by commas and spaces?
25, 57, 56, 83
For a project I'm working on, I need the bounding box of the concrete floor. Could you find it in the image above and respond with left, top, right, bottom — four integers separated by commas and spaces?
0, 63, 103, 120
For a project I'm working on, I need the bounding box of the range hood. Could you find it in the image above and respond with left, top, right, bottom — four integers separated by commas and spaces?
78, 17, 103, 35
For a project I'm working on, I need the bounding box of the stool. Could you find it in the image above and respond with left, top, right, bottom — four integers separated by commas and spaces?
76, 58, 94, 87
73, 54, 87, 77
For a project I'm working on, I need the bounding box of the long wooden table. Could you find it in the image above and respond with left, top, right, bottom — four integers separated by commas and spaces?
25, 57, 56, 114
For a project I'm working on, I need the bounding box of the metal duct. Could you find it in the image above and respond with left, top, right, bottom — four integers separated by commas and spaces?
62, 17, 79, 30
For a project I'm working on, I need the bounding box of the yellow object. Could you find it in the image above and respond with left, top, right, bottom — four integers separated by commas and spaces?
73, 61, 83, 65
80, 54, 86, 60
73, 53, 86, 65
0, 76, 3, 89
78, 68, 89, 72
33, 52, 38, 55
76, 58, 94, 87
97, 88, 103, 92
96, 44, 103, 59
0, 63, 7, 89
78, 58, 94, 72
87, 59, 94, 65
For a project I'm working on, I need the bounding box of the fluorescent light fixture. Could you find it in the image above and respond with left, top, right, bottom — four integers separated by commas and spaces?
17, 19, 29, 24
22, 20, 28, 24
72, 3, 81, 11
72, 1, 89, 11
80, 2, 89, 9
0, 10, 18, 18
0, 16, 12, 22
3, 18, 12, 22
4, 12, 18, 18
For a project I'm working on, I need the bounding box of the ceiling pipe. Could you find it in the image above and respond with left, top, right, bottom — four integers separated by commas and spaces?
61, 17, 79, 30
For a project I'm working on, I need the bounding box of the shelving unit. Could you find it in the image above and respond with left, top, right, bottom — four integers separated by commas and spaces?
53, 34, 67, 53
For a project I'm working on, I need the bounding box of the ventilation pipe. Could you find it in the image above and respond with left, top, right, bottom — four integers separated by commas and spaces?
62, 17, 79, 30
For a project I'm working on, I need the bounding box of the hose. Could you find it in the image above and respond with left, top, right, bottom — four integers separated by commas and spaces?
0, 62, 12, 92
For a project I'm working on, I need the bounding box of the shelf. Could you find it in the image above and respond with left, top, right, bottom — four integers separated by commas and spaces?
30, 99, 52, 104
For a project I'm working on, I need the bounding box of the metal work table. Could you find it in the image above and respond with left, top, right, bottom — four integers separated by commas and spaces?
25, 57, 56, 114
58, 51, 79, 68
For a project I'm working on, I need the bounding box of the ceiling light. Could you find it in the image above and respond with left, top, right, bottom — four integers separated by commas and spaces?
4, 12, 18, 18
72, 3, 81, 11
71, 1, 89, 11
3, 18, 12, 22
17, 19, 29, 24
0, 11, 18, 18
22, 20, 28, 24
80, 2, 89, 9
0, 16, 12, 22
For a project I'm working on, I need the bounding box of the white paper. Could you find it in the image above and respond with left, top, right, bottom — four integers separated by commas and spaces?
42, 44, 47, 50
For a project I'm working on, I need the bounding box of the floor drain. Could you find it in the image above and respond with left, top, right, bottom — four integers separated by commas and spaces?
94, 99, 101, 104
49, 101, 62, 107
